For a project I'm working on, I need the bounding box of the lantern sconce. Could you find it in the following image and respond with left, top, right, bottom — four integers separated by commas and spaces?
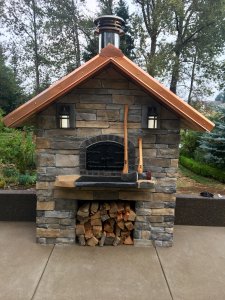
56, 103, 75, 129
147, 107, 158, 129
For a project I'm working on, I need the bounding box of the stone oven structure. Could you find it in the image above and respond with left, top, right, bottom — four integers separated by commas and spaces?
3, 16, 214, 247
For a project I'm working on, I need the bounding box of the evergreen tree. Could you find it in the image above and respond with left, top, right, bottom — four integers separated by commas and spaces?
215, 91, 225, 103
83, 0, 135, 61
198, 107, 225, 169
0, 45, 24, 113
114, 0, 135, 59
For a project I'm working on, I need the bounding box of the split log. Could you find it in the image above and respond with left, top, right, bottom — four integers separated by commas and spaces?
125, 221, 134, 231
77, 216, 89, 224
91, 211, 101, 220
117, 220, 125, 230
113, 236, 121, 246
93, 226, 102, 239
87, 236, 99, 246
109, 212, 117, 218
78, 235, 86, 246
84, 221, 92, 231
77, 202, 90, 218
103, 203, 110, 211
128, 209, 136, 221
91, 202, 99, 215
123, 211, 130, 222
117, 212, 123, 222
121, 230, 130, 238
101, 214, 110, 222
109, 202, 118, 213
124, 235, 134, 245
106, 232, 115, 238
117, 202, 125, 213
115, 225, 121, 237
85, 229, 93, 239
91, 218, 102, 226
99, 231, 106, 247
104, 222, 114, 233
76, 224, 85, 235
125, 203, 130, 212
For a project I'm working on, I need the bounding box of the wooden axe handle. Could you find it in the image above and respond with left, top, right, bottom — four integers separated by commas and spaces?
138, 137, 143, 174
122, 104, 129, 174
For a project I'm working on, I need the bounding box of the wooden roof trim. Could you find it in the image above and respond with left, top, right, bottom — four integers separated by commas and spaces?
3, 54, 110, 127
110, 56, 214, 132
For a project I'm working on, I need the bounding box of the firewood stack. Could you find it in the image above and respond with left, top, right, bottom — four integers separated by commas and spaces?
75, 201, 136, 246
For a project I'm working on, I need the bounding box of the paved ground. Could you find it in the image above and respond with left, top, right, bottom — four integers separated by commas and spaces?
1, 222, 225, 300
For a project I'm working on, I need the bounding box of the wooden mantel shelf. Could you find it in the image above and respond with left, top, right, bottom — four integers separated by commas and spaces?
54, 175, 155, 190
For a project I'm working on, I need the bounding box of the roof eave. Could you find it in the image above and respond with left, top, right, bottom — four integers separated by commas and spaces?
3, 54, 111, 127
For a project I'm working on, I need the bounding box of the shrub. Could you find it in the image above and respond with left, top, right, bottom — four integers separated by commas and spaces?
2, 166, 19, 178
179, 156, 225, 183
180, 130, 202, 158
0, 177, 6, 188
18, 174, 37, 186
0, 110, 36, 173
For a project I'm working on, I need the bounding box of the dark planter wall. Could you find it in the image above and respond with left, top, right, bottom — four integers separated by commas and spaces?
1, 191, 225, 226
175, 194, 225, 226
0, 190, 36, 221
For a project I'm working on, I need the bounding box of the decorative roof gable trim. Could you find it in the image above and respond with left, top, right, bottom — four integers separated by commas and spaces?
3, 44, 214, 132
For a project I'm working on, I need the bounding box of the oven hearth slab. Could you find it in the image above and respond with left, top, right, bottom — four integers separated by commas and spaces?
54, 175, 155, 189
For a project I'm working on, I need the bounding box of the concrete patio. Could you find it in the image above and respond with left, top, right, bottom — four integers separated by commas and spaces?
1, 222, 225, 300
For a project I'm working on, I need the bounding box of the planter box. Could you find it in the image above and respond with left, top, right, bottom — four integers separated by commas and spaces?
0, 190, 36, 221
1, 190, 225, 227
175, 194, 225, 226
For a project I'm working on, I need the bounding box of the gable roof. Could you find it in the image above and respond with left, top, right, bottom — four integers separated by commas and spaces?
3, 44, 214, 132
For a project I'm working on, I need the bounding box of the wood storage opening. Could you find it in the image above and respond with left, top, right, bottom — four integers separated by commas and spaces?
76, 200, 136, 247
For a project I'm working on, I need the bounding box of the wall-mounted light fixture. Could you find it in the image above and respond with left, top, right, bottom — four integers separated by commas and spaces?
147, 107, 158, 129
56, 104, 75, 129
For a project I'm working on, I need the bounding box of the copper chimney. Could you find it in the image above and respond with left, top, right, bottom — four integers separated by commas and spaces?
94, 15, 125, 52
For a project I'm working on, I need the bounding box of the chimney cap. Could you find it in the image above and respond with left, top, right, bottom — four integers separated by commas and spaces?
94, 15, 125, 36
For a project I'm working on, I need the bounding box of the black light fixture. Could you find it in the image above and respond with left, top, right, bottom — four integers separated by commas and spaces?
147, 107, 158, 129
57, 104, 75, 129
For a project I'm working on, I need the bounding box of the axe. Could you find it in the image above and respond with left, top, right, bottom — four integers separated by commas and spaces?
122, 104, 129, 174
121, 104, 137, 182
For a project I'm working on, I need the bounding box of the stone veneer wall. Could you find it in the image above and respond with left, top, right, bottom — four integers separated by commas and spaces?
36, 66, 180, 247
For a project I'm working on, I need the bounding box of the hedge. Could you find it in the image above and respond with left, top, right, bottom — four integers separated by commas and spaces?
179, 156, 225, 183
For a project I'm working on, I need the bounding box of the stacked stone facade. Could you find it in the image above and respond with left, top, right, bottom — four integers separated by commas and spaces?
36, 66, 180, 247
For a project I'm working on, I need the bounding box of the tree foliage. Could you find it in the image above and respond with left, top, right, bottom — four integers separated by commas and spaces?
0, 110, 36, 173
83, 0, 135, 61
198, 106, 225, 169
215, 91, 225, 103
0, 45, 24, 113
133, 0, 225, 99
44, 0, 86, 73
3, 0, 47, 94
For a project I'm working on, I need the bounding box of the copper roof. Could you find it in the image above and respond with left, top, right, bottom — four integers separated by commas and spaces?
3, 44, 214, 132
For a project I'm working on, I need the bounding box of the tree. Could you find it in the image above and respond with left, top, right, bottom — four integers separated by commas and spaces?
215, 91, 225, 103
44, 0, 87, 73
198, 107, 225, 169
0, 45, 24, 113
114, 0, 135, 59
82, 18, 99, 62
83, 0, 135, 61
134, 0, 225, 99
133, 0, 172, 77
3, 0, 47, 94
169, 0, 225, 94
98, 0, 114, 14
